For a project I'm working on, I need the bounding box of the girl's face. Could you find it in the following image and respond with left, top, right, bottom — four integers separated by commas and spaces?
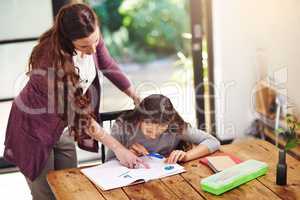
72, 27, 100, 55
140, 119, 168, 139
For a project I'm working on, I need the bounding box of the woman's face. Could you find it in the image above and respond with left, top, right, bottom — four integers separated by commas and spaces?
140, 120, 168, 139
72, 27, 100, 55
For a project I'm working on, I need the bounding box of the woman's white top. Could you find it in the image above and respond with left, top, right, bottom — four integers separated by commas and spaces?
72, 51, 97, 94
63, 51, 99, 135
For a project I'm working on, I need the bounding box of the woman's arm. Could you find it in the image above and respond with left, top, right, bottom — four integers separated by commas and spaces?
106, 119, 149, 161
123, 86, 141, 105
86, 118, 148, 168
95, 39, 140, 104
104, 119, 126, 161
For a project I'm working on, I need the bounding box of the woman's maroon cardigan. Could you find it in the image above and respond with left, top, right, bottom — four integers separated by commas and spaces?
3, 39, 131, 181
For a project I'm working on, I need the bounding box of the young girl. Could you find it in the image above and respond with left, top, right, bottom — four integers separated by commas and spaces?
106, 94, 220, 164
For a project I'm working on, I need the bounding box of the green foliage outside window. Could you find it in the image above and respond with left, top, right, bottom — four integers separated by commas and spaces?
87, 0, 190, 63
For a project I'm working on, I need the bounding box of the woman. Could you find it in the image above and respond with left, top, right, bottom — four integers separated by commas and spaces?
106, 94, 220, 163
3, 3, 146, 200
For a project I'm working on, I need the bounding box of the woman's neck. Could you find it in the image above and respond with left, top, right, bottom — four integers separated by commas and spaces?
75, 49, 85, 58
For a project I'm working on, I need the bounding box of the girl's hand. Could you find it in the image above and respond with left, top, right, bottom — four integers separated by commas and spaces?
129, 143, 149, 156
165, 150, 187, 164
114, 146, 149, 169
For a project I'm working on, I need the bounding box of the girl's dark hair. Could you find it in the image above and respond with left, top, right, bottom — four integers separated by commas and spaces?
28, 3, 98, 139
122, 94, 188, 134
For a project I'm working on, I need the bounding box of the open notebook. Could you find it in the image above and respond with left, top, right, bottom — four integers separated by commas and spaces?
81, 154, 186, 191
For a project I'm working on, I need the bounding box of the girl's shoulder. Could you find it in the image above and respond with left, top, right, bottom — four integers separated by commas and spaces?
113, 117, 126, 127
169, 123, 191, 135
113, 116, 139, 133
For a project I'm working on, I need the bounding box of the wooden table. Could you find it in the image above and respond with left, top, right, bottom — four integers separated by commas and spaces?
47, 139, 300, 200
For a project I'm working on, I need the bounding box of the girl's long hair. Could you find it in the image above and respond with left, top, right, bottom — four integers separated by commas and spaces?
28, 3, 98, 139
122, 94, 188, 134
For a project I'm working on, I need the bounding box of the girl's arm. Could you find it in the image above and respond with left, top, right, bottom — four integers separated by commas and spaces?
166, 126, 220, 163
183, 126, 221, 154
184, 144, 210, 161
166, 144, 211, 164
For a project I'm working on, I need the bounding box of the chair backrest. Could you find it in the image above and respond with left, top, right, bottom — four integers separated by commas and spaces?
99, 109, 132, 163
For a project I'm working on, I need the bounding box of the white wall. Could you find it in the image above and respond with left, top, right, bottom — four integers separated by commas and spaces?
0, 42, 35, 99
0, 0, 53, 99
212, 0, 300, 140
0, 0, 53, 40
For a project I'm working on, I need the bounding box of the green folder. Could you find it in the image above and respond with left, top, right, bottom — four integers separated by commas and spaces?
200, 159, 268, 195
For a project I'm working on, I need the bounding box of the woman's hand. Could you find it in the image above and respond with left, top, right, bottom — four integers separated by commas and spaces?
129, 143, 149, 156
114, 146, 149, 169
124, 86, 141, 105
85, 118, 149, 168
85, 117, 104, 139
165, 150, 187, 164
132, 95, 141, 106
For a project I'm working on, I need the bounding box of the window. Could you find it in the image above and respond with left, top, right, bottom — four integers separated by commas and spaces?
88, 0, 196, 125
0, 0, 53, 166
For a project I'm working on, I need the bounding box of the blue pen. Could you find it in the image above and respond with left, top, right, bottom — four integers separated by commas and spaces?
147, 152, 164, 159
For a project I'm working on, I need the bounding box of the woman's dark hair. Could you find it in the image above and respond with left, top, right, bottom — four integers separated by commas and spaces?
28, 3, 99, 140
122, 94, 188, 134
29, 3, 98, 71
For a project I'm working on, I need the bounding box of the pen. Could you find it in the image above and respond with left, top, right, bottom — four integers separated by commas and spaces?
147, 152, 164, 159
